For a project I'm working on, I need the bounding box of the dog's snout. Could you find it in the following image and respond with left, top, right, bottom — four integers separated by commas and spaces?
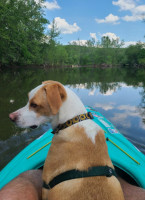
9, 112, 18, 122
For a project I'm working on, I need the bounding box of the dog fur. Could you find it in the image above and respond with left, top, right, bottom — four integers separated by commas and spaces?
9, 80, 124, 200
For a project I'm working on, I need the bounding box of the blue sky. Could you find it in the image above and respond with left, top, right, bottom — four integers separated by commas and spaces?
41, 0, 145, 46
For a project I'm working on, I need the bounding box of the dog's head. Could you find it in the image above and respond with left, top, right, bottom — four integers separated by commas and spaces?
9, 81, 67, 129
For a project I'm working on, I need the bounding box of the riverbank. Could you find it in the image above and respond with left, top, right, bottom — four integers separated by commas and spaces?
1, 63, 145, 71
1, 43, 145, 70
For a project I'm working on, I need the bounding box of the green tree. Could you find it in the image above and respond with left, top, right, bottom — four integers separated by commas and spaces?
125, 43, 145, 67
0, 0, 48, 66
48, 19, 60, 46
101, 36, 112, 48
42, 19, 61, 66
86, 38, 96, 47
101, 36, 124, 48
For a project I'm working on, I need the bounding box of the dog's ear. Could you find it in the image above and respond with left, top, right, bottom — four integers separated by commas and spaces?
44, 83, 67, 115
42, 80, 54, 85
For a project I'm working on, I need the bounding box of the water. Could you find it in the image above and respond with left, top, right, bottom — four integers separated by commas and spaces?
0, 67, 145, 170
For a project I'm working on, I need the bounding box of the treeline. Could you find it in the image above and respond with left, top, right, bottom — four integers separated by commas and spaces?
0, 0, 145, 68
48, 43, 145, 68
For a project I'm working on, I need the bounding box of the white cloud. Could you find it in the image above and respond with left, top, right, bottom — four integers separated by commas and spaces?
95, 103, 115, 111
134, 5, 145, 14
95, 14, 120, 24
117, 105, 137, 112
122, 41, 145, 48
49, 17, 81, 34
90, 33, 97, 41
35, 0, 60, 10
89, 88, 96, 96
110, 112, 132, 129
110, 104, 141, 129
113, 0, 145, 22
123, 41, 137, 47
102, 89, 115, 96
69, 83, 89, 89
102, 32, 119, 41
122, 15, 142, 21
112, 0, 135, 11
69, 40, 87, 46
43, 0, 60, 10
70, 33, 98, 46
119, 83, 133, 88
69, 32, 138, 48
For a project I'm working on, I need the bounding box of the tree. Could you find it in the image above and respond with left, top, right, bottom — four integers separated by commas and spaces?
101, 36, 111, 48
86, 38, 96, 47
42, 19, 61, 66
101, 36, 124, 48
48, 19, 60, 46
0, 0, 48, 66
125, 43, 145, 67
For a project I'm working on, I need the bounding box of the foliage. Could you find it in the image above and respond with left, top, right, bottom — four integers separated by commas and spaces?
63, 41, 145, 68
48, 19, 60, 45
0, 1, 145, 68
101, 36, 124, 48
124, 43, 145, 67
42, 19, 65, 66
0, 0, 48, 66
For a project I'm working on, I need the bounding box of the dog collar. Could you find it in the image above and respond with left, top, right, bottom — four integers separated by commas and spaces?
52, 112, 94, 134
43, 166, 117, 190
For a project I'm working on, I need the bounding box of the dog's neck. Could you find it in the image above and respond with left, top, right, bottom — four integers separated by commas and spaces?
50, 87, 87, 129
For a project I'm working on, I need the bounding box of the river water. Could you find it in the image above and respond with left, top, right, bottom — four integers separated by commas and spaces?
0, 67, 145, 170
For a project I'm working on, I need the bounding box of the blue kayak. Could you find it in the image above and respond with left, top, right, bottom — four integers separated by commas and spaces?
0, 106, 145, 189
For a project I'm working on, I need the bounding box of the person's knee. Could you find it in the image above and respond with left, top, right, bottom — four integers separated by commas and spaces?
0, 170, 42, 200
19, 170, 42, 181
118, 177, 145, 200
19, 170, 42, 179
0, 177, 37, 200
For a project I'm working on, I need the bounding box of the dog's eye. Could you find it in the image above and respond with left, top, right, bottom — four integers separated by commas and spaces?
30, 103, 38, 108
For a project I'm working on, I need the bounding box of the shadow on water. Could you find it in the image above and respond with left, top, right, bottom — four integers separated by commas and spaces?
0, 67, 145, 170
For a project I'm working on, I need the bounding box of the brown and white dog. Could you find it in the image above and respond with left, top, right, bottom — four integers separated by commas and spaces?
9, 80, 124, 200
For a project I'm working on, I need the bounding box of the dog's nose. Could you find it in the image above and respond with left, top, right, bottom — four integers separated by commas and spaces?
9, 112, 18, 122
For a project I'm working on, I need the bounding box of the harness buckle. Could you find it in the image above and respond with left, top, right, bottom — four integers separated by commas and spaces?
106, 167, 113, 177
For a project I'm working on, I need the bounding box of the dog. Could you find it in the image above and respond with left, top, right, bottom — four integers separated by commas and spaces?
9, 80, 124, 200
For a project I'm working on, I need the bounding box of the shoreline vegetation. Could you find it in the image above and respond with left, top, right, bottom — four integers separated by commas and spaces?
0, 0, 145, 70
2, 62, 145, 70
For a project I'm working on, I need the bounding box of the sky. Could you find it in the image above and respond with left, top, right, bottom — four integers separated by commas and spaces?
40, 0, 145, 46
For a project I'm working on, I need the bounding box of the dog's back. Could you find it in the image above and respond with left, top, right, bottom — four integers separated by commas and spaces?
43, 124, 124, 200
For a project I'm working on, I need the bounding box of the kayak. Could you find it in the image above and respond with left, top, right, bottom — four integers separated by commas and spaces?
0, 106, 145, 189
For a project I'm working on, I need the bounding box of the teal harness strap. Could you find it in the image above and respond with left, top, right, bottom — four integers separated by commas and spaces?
43, 166, 117, 190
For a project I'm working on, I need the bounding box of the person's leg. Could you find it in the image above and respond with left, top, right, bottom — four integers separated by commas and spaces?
1, 170, 145, 200
0, 170, 42, 200
118, 177, 145, 200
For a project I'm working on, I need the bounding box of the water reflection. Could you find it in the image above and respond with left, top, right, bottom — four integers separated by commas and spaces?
0, 67, 145, 169
0, 123, 51, 170
69, 81, 145, 155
